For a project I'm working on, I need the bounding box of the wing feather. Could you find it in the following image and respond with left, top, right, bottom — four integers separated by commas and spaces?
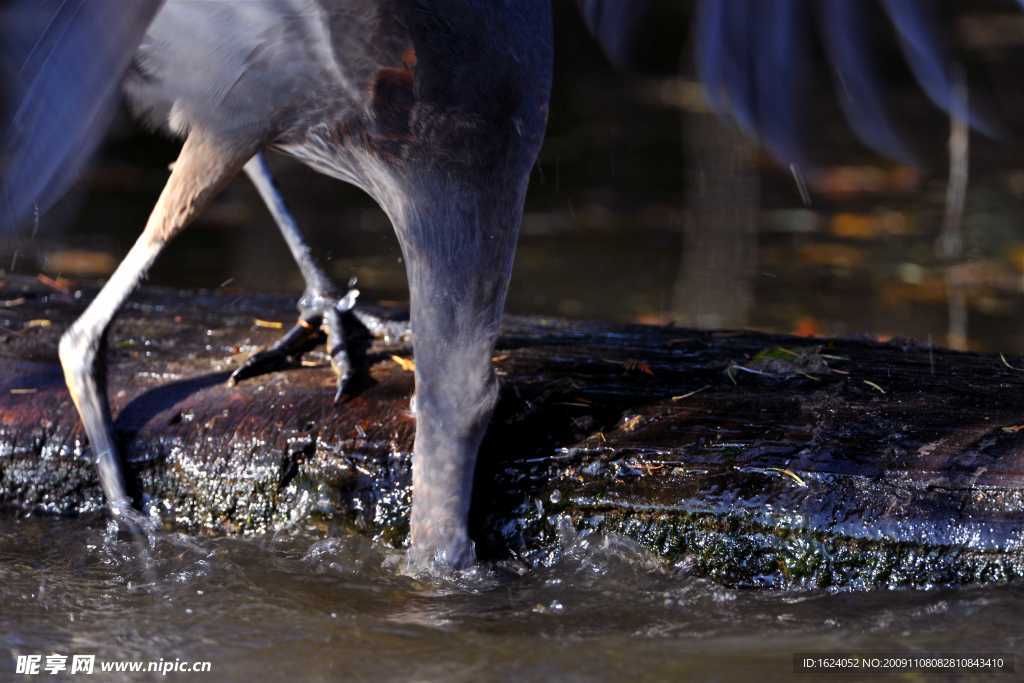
580, 0, 1001, 165
0, 0, 163, 228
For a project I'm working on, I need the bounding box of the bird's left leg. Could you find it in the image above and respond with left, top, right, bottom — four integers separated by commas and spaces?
229, 153, 408, 401
59, 129, 255, 519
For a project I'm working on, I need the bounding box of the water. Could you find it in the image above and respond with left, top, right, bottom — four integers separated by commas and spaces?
1, 514, 1021, 682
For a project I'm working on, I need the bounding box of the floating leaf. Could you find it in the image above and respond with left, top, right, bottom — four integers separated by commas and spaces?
798, 243, 865, 269
863, 380, 886, 394
391, 355, 416, 372
672, 385, 710, 402
621, 415, 642, 432
793, 317, 824, 337
44, 249, 116, 276
621, 358, 655, 376
36, 273, 73, 293
767, 467, 808, 488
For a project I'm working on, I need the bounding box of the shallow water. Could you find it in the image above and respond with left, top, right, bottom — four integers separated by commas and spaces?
1, 514, 1022, 681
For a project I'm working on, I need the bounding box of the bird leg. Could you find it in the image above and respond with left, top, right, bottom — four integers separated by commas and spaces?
59, 129, 254, 518
396, 177, 526, 570
229, 153, 408, 401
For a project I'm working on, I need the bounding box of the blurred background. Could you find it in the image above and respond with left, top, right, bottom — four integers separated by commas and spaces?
6, 1, 1024, 352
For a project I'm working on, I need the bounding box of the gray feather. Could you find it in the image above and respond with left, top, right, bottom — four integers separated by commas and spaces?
125, 0, 392, 141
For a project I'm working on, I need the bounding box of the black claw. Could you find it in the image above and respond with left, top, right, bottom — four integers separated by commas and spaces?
229, 318, 324, 385
229, 287, 404, 399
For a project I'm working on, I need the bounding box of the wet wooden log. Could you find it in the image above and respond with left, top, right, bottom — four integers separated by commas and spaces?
1, 275, 1024, 589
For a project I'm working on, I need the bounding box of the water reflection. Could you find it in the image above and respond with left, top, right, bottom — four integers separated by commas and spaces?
2, 514, 1022, 681
4, 69, 1024, 354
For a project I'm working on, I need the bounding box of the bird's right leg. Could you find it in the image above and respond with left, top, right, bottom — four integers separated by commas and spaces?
229, 153, 408, 401
59, 129, 253, 518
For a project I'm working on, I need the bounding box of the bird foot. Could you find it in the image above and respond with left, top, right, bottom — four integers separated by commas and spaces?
230, 282, 409, 401
229, 287, 366, 401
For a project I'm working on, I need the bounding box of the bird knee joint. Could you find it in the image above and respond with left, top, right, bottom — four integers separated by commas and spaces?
58, 328, 99, 379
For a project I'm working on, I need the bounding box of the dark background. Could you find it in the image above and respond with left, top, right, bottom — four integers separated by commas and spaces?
6, 1, 1024, 352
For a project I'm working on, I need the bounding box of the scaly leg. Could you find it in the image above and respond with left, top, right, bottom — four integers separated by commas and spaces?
59, 130, 254, 517
230, 153, 409, 401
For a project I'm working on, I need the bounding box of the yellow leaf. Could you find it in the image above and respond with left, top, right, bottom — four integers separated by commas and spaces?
621, 415, 642, 432
767, 467, 808, 488
36, 273, 73, 293
391, 355, 416, 372
863, 380, 886, 394
671, 385, 709, 402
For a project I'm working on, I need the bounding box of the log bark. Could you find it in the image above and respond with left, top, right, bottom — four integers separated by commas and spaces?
2, 275, 1023, 589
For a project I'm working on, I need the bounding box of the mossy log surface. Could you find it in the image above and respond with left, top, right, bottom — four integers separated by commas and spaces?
2, 275, 1024, 589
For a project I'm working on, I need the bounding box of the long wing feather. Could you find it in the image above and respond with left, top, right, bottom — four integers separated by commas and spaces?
880, 0, 994, 136
820, 0, 915, 164
579, 0, 1000, 165
0, 0, 163, 229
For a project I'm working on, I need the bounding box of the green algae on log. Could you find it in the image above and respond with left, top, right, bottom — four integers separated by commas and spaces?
1, 275, 1024, 589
